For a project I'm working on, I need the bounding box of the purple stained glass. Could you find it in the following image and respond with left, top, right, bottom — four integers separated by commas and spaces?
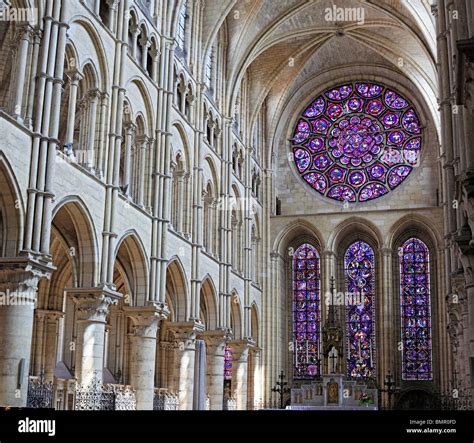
293, 244, 321, 379
345, 241, 376, 379
224, 344, 233, 380
292, 81, 422, 202
400, 238, 432, 381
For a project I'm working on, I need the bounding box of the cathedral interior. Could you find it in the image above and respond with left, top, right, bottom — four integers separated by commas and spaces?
0, 0, 473, 412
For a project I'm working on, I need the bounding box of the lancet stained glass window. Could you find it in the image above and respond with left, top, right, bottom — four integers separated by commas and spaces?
224, 344, 233, 380
345, 241, 376, 379
400, 237, 432, 380
292, 243, 321, 379
291, 81, 422, 202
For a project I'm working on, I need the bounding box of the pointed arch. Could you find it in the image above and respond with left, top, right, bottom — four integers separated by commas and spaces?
0, 153, 24, 257
200, 275, 218, 330
230, 290, 243, 340
387, 214, 442, 253
272, 219, 325, 256
68, 17, 110, 91
113, 230, 149, 307
165, 257, 189, 322
250, 302, 260, 345
51, 196, 99, 287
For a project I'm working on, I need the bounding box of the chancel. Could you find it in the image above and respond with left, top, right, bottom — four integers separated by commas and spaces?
289, 276, 378, 410
0, 0, 472, 412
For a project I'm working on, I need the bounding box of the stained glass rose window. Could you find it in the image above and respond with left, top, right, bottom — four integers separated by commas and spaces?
291, 82, 421, 202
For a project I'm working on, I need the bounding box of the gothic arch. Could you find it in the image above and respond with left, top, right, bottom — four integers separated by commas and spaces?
387, 214, 442, 253
113, 230, 149, 307
203, 155, 219, 195
165, 257, 189, 322
170, 122, 191, 169
250, 302, 259, 345
230, 290, 243, 340
0, 153, 24, 256
126, 78, 155, 135
200, 275, 218, 330
329, 217, 383, 255
388, 216, 442, 388
68, 17, 110, 91
51, 196, 99, 287
272, 219, 325, 257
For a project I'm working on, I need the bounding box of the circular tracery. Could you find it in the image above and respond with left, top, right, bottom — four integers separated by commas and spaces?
291, 82, 422, 202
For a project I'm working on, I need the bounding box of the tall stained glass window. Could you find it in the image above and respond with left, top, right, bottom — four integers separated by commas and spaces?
291, 81, 422, 202
293, 243, 321, 378
400, 237, 432, 380
345, 241, 376, 379
224, 344, 233, 380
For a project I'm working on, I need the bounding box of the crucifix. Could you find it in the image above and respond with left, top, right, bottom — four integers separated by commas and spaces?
271, 370, 289, 409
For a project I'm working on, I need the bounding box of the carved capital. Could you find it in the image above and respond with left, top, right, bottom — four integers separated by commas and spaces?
168, 320, 205, 350
124, 305, 166, 338
36, 309, 64, 323
0, 257, 52, 306
65, 69, 84, 85
67, 286, 121, 323
227, 339, 253, 362
198, 329, 230, 355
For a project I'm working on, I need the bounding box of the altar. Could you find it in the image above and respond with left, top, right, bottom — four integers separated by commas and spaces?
287, 374, 378, 410
287, 278, 378, 410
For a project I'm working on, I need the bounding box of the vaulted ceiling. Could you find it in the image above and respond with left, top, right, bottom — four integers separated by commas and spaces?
200, 0, 438, 164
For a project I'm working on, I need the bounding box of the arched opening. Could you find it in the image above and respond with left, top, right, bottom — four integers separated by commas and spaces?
30, 199, 98, 405
105, 233, 148, 385
0, 156, 23, 256
200, 277, 218, 331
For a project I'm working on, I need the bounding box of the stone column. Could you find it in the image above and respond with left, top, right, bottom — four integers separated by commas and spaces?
25, 29, 41, 129
68, 288, 120, 385
250, 347, 262, 409
229, 340, 251, 410
43, 311, 64, 382
176, 171, 186, 234
129, 24, 139, 58
140, 36, 150, 71
64, 70, 83, 149
0, 261, 50, 407
12, 25, 32, 121
150, 48, 159, 82
125, 306, 164, 410
122, 122, 136, 195
168, 321, 203, 409
32, 310, 46, 375
200, 330, 227, 410
322, 250, 336, 322
136, 136, 149, 207
86, 89, 100, 171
